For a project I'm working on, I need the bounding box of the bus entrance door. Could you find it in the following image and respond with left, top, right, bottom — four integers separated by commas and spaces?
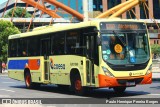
86, 35, 95, 86
41, 39, 50, 82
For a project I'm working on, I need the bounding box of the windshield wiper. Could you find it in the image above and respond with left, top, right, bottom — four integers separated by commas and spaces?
113, 31, 126, 46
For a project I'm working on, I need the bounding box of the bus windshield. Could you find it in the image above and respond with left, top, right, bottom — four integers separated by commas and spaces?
100, 23, 150, 65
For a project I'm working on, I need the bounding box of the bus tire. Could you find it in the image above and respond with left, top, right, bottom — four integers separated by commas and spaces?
24, 72, 35, 89
113, 86, 126, 94
73, 74, 85, 96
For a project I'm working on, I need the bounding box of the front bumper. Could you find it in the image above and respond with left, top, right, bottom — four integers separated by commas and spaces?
98, 73, 152, 87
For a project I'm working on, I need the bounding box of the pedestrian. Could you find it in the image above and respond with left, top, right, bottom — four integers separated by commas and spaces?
2, 62, 6, 71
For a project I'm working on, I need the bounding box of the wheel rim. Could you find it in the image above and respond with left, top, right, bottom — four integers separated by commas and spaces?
26, 75, 31, 86
75, 79, 82, 91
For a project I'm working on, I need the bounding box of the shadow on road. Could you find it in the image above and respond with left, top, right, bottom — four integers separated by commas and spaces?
150, 86, 160, 89
149, 81, 160, 90
10, 85, 150, 98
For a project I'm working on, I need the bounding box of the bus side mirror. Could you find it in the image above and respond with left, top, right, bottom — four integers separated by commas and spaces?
97, 36, 101, 46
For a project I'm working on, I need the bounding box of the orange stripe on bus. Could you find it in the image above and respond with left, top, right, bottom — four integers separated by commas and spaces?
28, 59, 40, 70
140, 73, 152, 84
98, 74, 119, 87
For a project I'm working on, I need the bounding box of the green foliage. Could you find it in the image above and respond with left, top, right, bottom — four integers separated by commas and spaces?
0, 20, 20, 62
151, 44, 160, 54
4, 7, 32, 18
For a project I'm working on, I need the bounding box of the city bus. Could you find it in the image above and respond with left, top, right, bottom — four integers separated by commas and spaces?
8, 19, 152, 95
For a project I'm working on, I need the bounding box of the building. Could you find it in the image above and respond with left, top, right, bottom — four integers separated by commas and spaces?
95, 0, 160, 45
0, 0, 160, 43
100, 0, 160, 45
48, 0, 103, 18
1, 0, 160, 19
49, 0, 160, 45
0, 0, 34, 17
0, 18, 73, 32
35, 1, 52, 18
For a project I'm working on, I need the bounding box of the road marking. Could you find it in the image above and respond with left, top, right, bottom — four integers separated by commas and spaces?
1, 78, 10, 80
0, 75, 8, 77
0, 95, 10, 97
0, 89, 15, 93
2, 82, 16, 84
148, 94, 160, 96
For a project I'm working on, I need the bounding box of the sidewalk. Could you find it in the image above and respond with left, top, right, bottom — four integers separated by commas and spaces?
152, 60, 160, 81
152, 67, 160, 81
0, 70, 8, 75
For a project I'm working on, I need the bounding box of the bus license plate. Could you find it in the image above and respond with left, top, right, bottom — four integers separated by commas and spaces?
126, 81, 135, 86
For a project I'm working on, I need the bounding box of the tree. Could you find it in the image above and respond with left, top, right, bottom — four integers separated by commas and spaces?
0, 20, 20, 73
4, 7, 32, 18
151, 44, 160, 58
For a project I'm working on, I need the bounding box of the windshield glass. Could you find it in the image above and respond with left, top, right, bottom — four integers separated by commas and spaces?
101, 32, 150, 65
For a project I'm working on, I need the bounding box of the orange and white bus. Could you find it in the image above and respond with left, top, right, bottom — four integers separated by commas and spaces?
8, 19, 152, 95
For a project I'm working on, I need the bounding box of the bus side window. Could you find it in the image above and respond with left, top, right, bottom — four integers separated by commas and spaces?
66, 30, 80, 55
52, 33, 65, 55
9, 39, 18, 57
17, 39, 23, 56
28, 37, 40, 56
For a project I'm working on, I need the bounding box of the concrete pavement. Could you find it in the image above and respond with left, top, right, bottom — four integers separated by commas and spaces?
0, 75, 160, 99
152, 63, 160, 80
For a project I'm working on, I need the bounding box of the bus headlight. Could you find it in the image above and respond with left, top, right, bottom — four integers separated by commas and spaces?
146, 65, 152, 75
102, 66, 114, 77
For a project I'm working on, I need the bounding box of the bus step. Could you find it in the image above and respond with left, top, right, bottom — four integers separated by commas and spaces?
43, 80, 50, 84
86, 85, 96, 87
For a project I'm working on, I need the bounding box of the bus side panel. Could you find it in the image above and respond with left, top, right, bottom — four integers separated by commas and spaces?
30, 57, 43, 83
8, 70, 24, 81
8, 57, 43, 83
30, 71, 42, 83
94, 64, 100, 87
8, 58, 26, 81
49, 55, 84, 85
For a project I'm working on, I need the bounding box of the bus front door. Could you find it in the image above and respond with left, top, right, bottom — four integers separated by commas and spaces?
41, 39, 50, 81
86, 35, 95, 86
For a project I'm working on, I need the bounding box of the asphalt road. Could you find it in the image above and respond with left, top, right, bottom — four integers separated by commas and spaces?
0, 74, 160, 98
0, 74, 160, 106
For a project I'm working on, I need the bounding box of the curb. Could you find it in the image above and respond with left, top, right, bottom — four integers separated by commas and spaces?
0, 73, 8, 76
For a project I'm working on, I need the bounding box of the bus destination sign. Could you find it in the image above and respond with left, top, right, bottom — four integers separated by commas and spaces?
100, 22, 146, 30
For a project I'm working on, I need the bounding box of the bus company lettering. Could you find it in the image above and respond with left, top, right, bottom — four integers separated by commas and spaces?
70, 63, 78, 66
51, 64, 65, 70
129, 72, 143, 76
54, 64, 65, 69
50, 58, 65, 69
132, 72, 143, 76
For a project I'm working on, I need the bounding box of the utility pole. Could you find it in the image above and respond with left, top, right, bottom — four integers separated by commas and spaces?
83, 0, 89, 22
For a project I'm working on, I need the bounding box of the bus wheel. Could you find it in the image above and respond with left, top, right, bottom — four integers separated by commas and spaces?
113, 86, 126, 94
73, 75, 85, 96
25, 72, 34, 89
